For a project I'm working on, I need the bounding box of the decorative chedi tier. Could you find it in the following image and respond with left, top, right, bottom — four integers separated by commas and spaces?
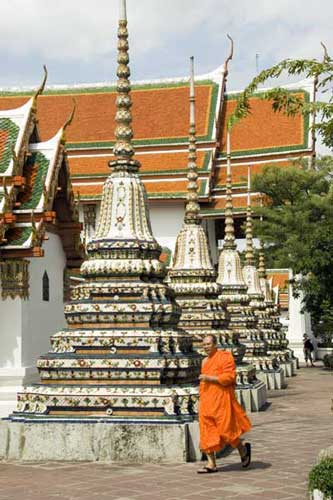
167, 59, 265, 411
167, 58, 245, 362
13, 1, 200, 420
258, 248, 297, 376
242, 171, 288, 384
217, 132, 283, 390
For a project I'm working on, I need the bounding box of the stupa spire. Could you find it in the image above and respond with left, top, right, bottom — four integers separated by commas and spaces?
258, 199, 267, 279
258, 248, 267, 279
184, 56, 200, 224
223, 130, 236, 249
245, 165, 255, 265
111, 0, 140, 172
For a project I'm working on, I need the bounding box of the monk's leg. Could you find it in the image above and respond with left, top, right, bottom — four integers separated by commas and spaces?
229, 437, 247, 459
206, 452, 217, 470
235, 439, 247, 458
234, 438, 251, 468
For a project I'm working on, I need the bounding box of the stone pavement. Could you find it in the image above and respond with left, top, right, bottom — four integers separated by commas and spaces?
0, 365, 332, 500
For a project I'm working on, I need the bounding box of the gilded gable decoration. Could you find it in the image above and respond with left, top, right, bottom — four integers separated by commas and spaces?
0, 259, 29, 300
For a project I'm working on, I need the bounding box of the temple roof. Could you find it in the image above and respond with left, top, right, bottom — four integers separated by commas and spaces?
0, 73, 313, 210
0, 97, 83, 265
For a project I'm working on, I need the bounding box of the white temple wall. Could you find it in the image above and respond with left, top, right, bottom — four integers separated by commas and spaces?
287, 272, 313, 360
0, 232, 67, 416
203, 219, 218, 266
0, 298, 23, 375
148, 201, 184, 256
21, 233, 67, 375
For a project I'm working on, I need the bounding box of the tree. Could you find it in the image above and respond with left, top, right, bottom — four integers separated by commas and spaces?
228, 46, 333, 336
229, 43, 333, 152
251, 158, 333, 335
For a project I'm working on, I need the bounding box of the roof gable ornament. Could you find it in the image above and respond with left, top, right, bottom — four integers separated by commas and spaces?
61, 98, 76, 145
32, 65, 48, 112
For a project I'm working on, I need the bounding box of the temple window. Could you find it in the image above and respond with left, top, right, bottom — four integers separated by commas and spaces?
42, 271, 50, 302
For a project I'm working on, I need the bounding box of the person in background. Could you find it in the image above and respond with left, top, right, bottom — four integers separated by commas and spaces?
303, 334, 315, 367
197, 334, 252, 473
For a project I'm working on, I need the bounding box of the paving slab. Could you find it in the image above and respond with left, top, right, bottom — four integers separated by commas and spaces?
0, 364, 332, 499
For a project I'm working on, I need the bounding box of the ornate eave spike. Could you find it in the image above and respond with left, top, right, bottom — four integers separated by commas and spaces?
32, 65, 48, 112
223, 130, 236, 249
61, 98, 76, 145
184, 56, 200, 225
245, 165, 255, 265
110, 0, 140, 173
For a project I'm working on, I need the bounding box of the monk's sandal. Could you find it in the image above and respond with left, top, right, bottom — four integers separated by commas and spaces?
197, 466, 218, 474
241, 442, 251, 468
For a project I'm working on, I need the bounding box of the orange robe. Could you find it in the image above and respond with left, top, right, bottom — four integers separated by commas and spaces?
199, 350, 251, 453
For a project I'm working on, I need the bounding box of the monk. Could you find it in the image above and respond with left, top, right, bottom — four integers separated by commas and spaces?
198, 334, 252, 473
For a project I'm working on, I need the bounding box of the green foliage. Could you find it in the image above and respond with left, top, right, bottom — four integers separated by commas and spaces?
251, 157, 333, 331
228, 44, 333, 150
228, 47, 333, 332
308, 458, 333, 498
323, 354, 333, 369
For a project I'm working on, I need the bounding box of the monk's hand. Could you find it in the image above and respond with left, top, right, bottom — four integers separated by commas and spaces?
199, 375, 211, 382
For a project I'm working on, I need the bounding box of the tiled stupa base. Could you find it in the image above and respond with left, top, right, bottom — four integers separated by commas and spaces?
236, 379, 267, 413
279, 360, 295, 377
256, 367, 286, 390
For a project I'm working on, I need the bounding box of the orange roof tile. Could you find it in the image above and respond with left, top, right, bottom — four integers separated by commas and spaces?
69, 151, 209, 177
73, 179, 205, 200
267, 271, 289, 290
0, 83, 216, 146
214, 161, 291, 187
202, 194, 260, 213
220, 93, 308, 156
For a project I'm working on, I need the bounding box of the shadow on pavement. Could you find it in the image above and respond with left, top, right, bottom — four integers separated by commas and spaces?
219, 460, 272, 472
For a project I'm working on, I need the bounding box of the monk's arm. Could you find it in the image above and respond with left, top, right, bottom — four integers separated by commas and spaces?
200, 354, 236, 387
217, 354, 236, 386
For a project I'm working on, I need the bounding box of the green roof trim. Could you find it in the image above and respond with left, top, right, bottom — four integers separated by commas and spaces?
3, 226, 32, 246
19, 151, 50, 209
213, 181, 247, 190
201, 206, 247, 217
0, 118, 20, 174
218, 89, 311, 159
77, 179, 208, 202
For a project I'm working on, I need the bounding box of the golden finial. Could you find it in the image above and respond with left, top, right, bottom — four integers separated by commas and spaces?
223, 130, 236, 249
245, 165, 255, 265
110, 0, 140, 173
61, 98, 76, 144
32, 65, 48, 111
184, 56, 200, 225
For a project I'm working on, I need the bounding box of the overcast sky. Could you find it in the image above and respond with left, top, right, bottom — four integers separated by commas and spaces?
0, 0, 331, 92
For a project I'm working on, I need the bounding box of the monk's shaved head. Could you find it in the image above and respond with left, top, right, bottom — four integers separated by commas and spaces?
203, 334, 217, 346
